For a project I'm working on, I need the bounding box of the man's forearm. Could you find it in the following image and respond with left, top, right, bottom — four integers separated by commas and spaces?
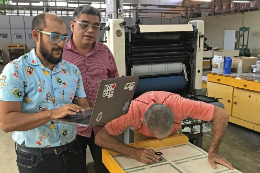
209, 107, 229, 153
1, 110, 55, 133
95, 128, 137, 157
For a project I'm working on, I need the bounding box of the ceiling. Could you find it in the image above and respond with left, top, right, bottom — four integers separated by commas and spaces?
0, 0, 212, 18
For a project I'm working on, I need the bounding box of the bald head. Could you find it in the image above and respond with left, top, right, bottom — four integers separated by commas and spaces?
32, 12, 65, 31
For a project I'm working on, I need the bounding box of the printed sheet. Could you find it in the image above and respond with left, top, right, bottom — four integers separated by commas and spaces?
112, 142, 242, 173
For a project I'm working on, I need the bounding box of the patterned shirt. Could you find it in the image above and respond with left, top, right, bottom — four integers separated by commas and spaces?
63, 36, 119, 137
0, 49, 86, 148
105, 91, 215, 137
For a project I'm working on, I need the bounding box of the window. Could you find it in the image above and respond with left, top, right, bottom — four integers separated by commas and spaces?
79, 4, 89, 6
48, 2, 55, 6
10, 1, 17, 5
19, 10, 25, 14
124, 13, 130, 17
68, 4, 78, 8
18, 3, 29, 5
57, 2, 67, 7
32, 2, 43, 6
91, 4, 100, 8
123, 6, 130, 10
10, 10, 17, 15
24, 10, 30, 14
101, 12, 106, 18
32, 10, 38, 15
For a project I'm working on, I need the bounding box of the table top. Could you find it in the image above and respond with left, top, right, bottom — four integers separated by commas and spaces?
208, 72, 260, 82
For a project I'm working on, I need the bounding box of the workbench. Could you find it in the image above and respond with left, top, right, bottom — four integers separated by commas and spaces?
103, 135, 189, 173
102, 135, 241, 173
207, 72, 260, 132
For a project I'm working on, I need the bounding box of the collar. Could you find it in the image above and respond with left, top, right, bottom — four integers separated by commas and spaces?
27, 49, 41, 67
64, 33, 100, 51
135, 92, 159, 111
27, 49, 63, 74
145, 92, 158, 109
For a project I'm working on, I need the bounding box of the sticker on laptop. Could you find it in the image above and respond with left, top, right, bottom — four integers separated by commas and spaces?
96, 112, 102, 122
124, 82, 135, 91
122, 99, 131, 114
103, 83, 116, 98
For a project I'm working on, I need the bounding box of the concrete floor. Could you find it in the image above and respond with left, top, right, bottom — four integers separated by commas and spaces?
0, 130, 95, 173
0, 123, 260, 173
202, 123, 260, 173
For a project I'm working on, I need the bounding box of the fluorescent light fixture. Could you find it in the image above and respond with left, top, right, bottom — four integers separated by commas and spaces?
191, 0, 213, 2
233, 0, 252, 2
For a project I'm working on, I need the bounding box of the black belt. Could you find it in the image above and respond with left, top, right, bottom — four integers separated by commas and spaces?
16, 138, 76, 155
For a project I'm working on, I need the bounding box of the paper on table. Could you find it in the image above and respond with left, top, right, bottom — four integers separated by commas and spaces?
157, 143, 207, 162
112, 143, 242, 173
113, 148, 166, 171
174, 156, 242, 173
114, 154, 146, 170
126, 163, 184, 173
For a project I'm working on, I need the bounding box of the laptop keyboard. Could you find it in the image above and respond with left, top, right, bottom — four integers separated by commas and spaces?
69, 116, 91, 124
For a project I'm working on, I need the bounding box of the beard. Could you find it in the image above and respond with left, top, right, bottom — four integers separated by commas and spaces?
39, 38, 63, 65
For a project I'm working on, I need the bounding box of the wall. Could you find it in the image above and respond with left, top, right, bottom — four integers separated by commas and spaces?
0, 15, 73, 64
0, 15, 187, 64
192, 10, 260, 56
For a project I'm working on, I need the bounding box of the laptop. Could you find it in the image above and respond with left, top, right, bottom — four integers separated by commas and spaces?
53, 75, 139, 128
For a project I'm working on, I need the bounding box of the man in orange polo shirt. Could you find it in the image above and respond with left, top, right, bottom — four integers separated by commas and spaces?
95, 91, 234, 170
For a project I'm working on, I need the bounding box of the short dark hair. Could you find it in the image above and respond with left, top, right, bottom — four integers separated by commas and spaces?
32, 12, 65, 31
73, 5, 101, 21
32, 13, 46, 31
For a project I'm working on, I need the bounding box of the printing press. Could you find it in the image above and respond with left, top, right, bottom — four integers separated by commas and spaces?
104, 19, 224, 147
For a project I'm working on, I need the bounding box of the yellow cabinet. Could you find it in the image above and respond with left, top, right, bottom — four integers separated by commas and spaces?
252, 92, 260, 125
207, 73, 260, 132
232, 88, 260, 124
232, 88, 254, 122
207, 82, 233, 115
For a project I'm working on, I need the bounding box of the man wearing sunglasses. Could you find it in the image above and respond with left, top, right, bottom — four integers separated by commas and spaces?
0, 13, 91, 173
63, 5, 119, 173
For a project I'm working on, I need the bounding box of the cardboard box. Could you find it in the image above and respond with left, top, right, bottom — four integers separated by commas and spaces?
231, 56, 258, 73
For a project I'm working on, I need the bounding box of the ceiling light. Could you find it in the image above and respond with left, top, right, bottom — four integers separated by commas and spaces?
191, 0, 213, 2
233, 0, 252, 2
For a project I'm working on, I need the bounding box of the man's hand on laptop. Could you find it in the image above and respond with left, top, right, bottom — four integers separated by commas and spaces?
51, 104, 85, 119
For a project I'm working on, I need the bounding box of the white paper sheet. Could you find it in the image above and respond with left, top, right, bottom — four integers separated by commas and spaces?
126, 163, 184, 173
175, 156, 242, 173
157, 143, 207, 162
113, 148, 166, 171
112, 142, 243, 173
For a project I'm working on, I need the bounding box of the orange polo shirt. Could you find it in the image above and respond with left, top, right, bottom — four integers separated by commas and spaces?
105, 91, 214, 138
